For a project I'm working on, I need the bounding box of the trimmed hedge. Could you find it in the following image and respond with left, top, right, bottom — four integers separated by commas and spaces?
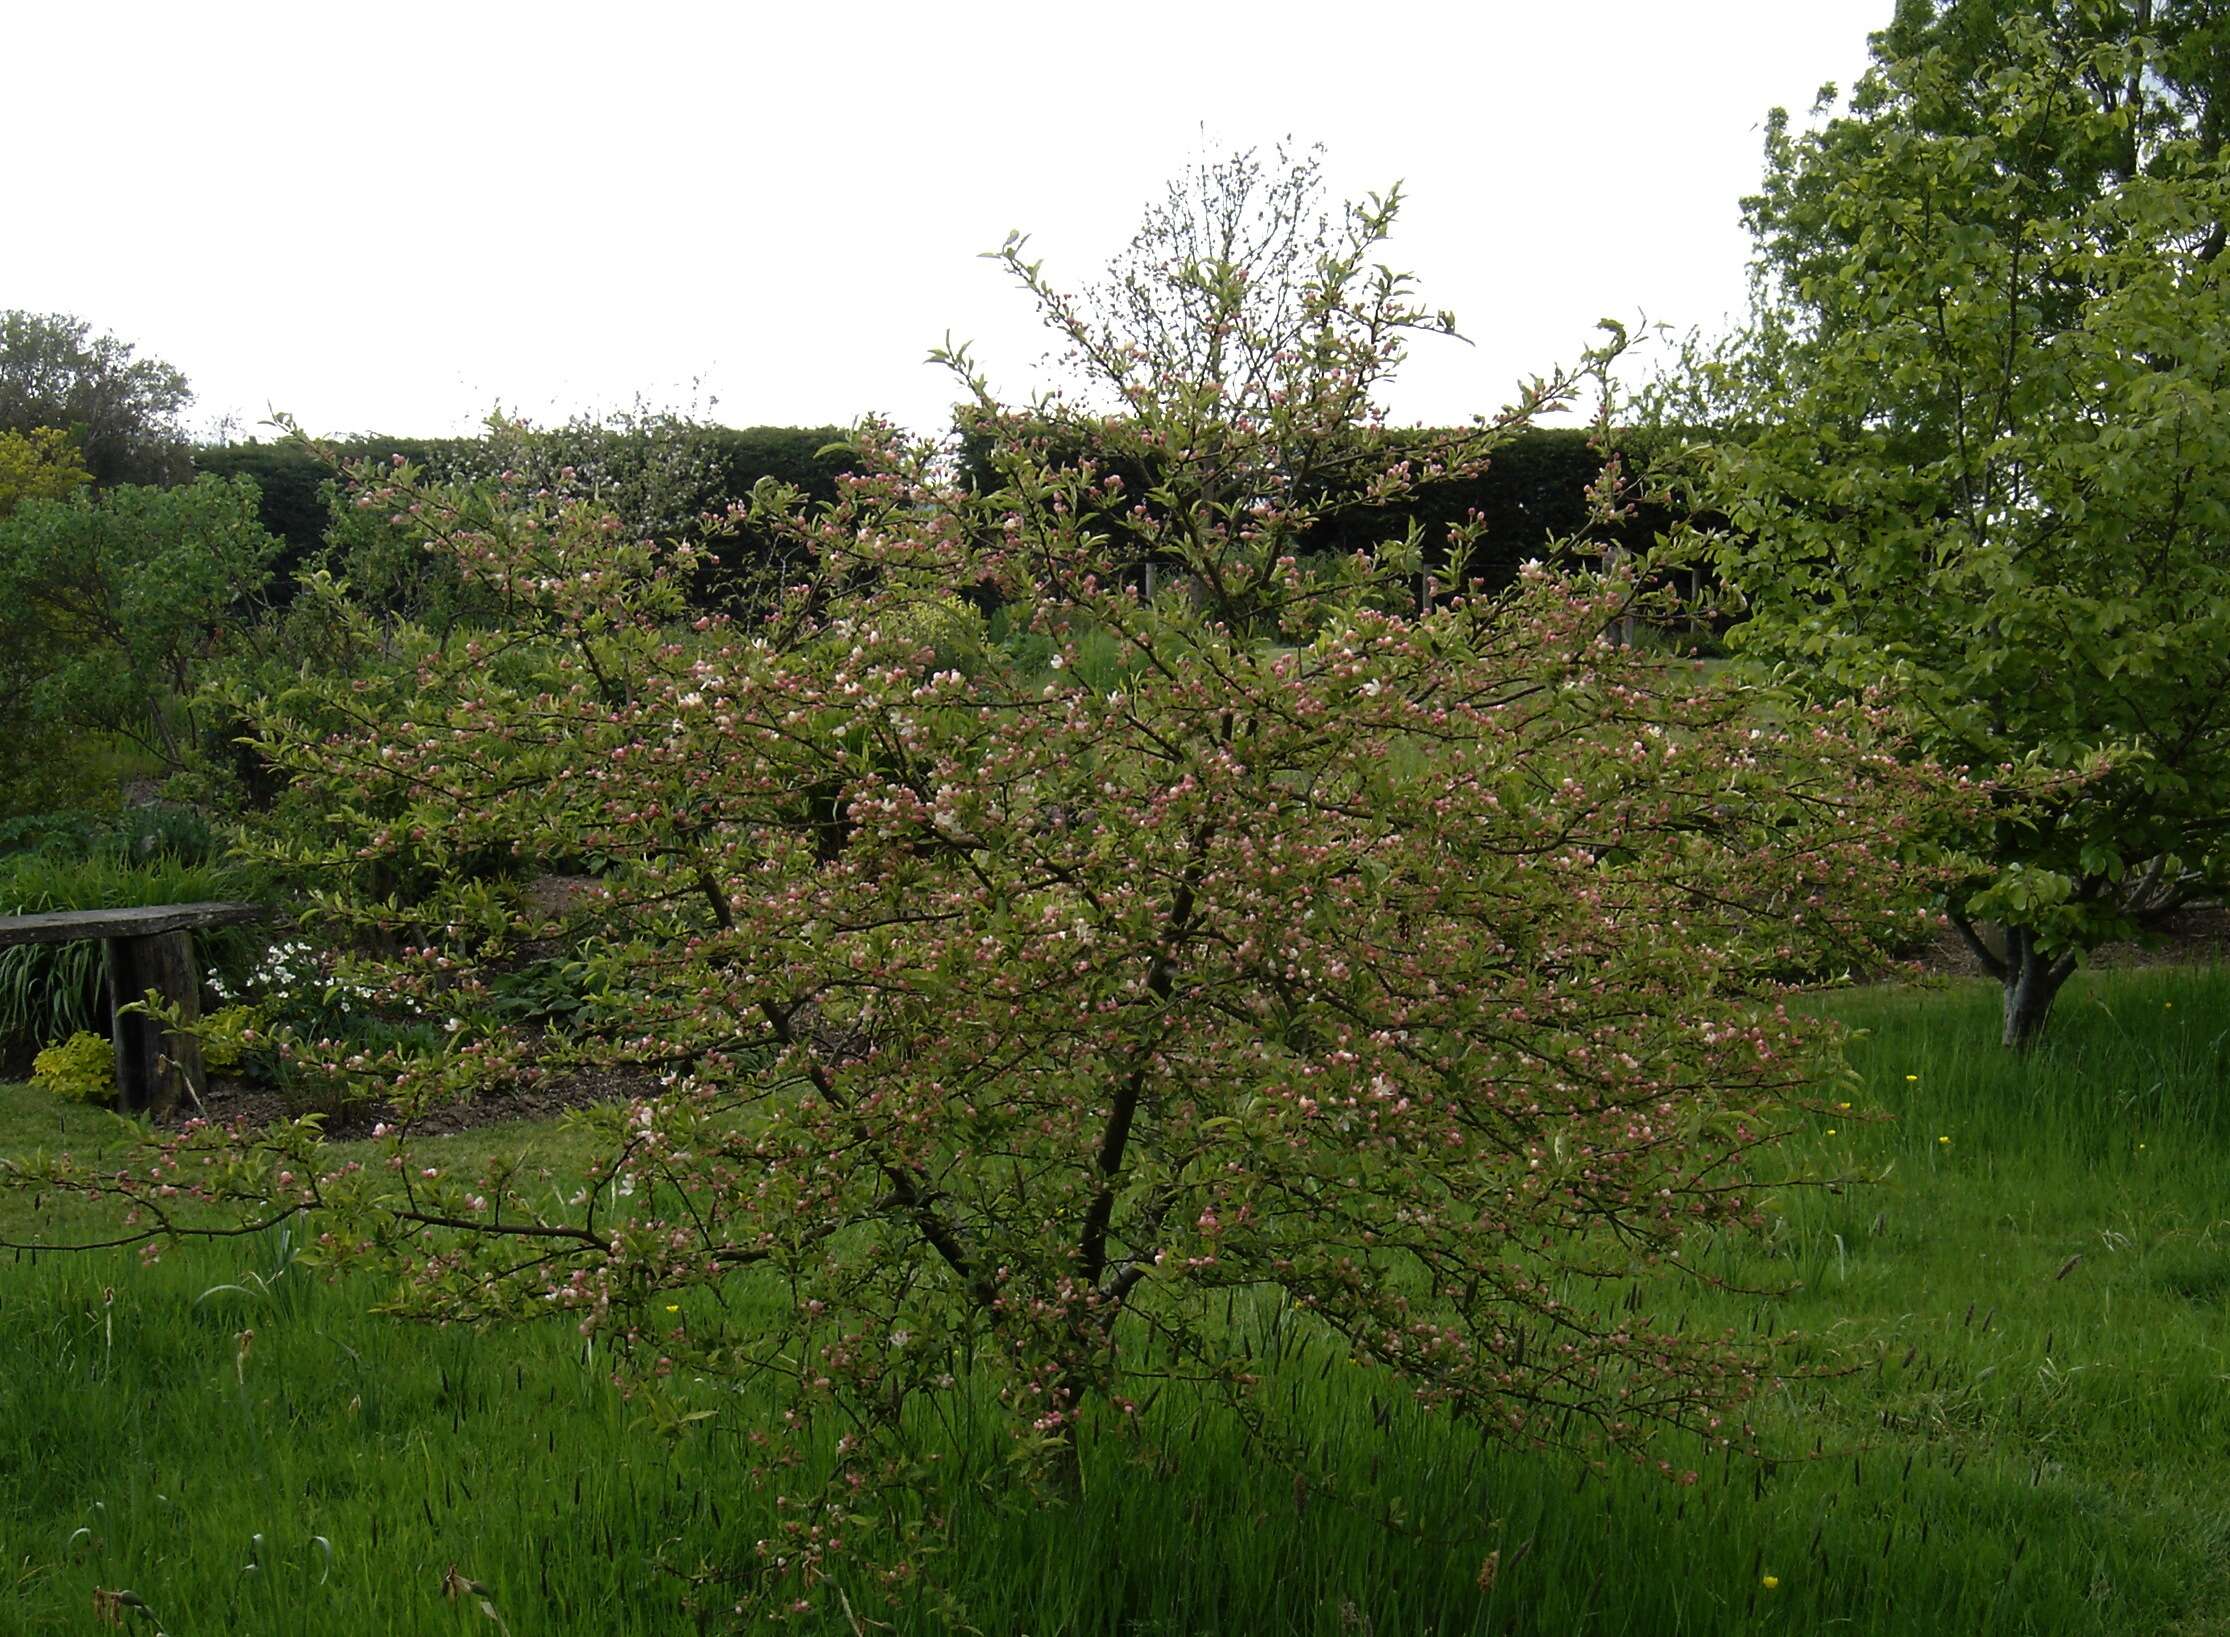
200, 419, 1699, 606
954, 417, 1683, 592
196, 437, 416, 572
195, 426, 856, 589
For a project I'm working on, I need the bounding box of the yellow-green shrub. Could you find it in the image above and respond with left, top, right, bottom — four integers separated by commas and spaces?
837, 589, 985, 670
31, 1031, 113, 1104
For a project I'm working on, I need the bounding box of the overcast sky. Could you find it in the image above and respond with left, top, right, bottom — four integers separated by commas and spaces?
9, 1, 1886, 443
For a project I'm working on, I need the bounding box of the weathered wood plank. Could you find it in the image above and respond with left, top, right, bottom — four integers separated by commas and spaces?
0, 901, 266, 948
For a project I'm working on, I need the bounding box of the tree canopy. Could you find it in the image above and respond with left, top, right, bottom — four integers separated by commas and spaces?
0, 426, 90, 517
0, 475, 281, 790
1661, 0, 2230, 1046
0, 310, 193, 489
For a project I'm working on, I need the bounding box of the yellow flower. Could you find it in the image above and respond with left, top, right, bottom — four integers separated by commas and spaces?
1905, 1074, 1919, 1082
1826, 1128, 1838, 1136
1761, 1574, 1781, 1589
1938, 1136, 1951, 1145
665, 1304, 680, 1312
1837, 1101, 1852, 1111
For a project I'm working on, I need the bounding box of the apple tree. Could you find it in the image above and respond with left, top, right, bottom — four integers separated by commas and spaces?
6, 153, 1963, 1619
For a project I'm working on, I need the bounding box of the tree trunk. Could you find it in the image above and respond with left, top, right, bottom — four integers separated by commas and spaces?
1998, 926, 2076, 1052
1948, 911, 2077, 1051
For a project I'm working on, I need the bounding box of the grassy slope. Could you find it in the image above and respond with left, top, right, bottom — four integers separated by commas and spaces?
3, 964, 2228, 1635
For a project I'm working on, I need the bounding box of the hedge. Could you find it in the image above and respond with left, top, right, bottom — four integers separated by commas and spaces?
954, 416, 1685, 592
200, 419, 1698, 605
194, 426, 856, 589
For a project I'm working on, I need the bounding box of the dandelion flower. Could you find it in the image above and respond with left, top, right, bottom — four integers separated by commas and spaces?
1938, 1136, 1951, 1145
1761, 1574, 1781, 1589
1826, 1128, 1838, 1136
1905, 1074, 1919, 1082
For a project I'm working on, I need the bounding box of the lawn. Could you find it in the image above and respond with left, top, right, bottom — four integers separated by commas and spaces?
5, 964, 2229, 1634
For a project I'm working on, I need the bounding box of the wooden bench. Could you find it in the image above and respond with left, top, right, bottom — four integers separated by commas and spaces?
0, 903, 267, 1115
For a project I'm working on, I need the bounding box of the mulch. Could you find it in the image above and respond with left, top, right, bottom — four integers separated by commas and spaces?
164, 1062, 667, 1140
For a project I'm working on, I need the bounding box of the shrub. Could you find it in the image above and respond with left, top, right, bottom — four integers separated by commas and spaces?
196, 1003, 261, 1076
195, 421, 857, 608
828, 587, 986, 673
31, 1031, 113, 1104
0, 475, 283, 802
0, 426, 91, 517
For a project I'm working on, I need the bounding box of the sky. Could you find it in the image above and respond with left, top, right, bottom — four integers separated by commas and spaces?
7, 1, 1888, 444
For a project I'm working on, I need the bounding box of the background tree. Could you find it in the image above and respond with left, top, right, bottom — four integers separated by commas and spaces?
1659, 4, 2230, 1048
0, 475, 282, 803
8, 157, 1961, 1621
0, 310, 193, 489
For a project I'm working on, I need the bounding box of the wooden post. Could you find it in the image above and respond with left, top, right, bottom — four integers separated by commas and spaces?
103, 931, 204, 1116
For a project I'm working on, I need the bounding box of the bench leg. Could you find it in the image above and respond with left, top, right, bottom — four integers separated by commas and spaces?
103, 932, 204, 1117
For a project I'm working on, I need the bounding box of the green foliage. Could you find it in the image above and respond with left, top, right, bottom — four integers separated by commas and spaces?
827, 585, 986, 672
0, 804, 225, 869
1660, 5, 2230, 1044
1874, 0, 2230, 173
30, 1031, 113, 1105
0, 312, 192, 489
0, 427, 90, 517
0, 938, 106, 1075
956, 416, 1671, 595
188, 438, 385, 580
482, 958, 597, 1027
195, 1004, 260, 1076
0, 476, 283, 803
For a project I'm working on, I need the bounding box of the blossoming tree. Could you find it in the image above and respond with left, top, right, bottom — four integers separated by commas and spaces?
7, 151, 1962, 1617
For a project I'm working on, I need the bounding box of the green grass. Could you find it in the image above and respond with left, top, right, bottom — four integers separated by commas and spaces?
5, 965, 2230, 1634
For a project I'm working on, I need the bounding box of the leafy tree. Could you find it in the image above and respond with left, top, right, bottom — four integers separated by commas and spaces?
0, 476, 283, 786
1659, 5, 2230, 1047
6, 157, 1960, 1620
0, 311, 193, 489
1877, 0, 2230, 180
0, 427, 90, 516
